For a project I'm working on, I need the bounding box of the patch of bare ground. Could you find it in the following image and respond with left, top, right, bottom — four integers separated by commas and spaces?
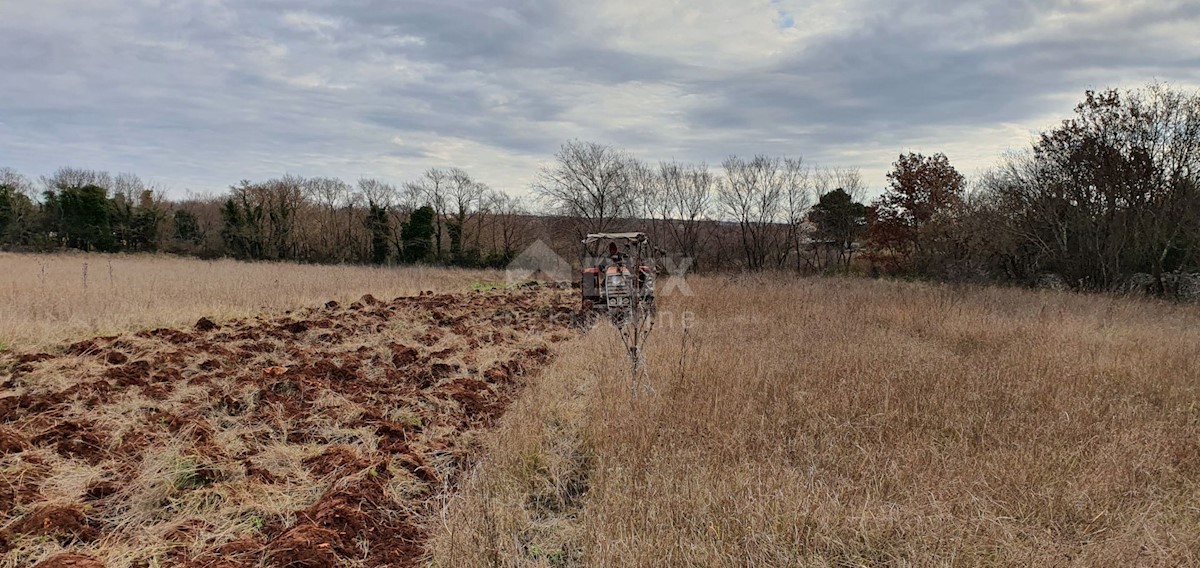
0, 285, 578, 567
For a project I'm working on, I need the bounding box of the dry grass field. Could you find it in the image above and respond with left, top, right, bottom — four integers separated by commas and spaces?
4, 253, 1200, 567
435, 275, 1200, 567
0, 252, 498, 350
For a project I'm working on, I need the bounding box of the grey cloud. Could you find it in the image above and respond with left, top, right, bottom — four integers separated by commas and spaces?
684, 0, 1200, 159
0, 0, 1198, 197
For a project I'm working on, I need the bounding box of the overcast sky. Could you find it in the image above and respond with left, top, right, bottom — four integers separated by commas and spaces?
2, 0, 1198, 200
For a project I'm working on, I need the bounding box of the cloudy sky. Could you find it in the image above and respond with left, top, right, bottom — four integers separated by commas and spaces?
2, 0, 1198, 199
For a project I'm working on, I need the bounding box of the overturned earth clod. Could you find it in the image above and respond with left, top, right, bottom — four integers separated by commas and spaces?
0, 286, 580, 567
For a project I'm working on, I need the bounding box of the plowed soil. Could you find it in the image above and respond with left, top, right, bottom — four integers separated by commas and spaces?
0, 286, 578, 567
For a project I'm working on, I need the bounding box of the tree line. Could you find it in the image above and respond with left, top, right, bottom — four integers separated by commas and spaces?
861, 83, 1200, 297
2, 83, 1197, 296
0, 167, 533, 268
529, 83, 1200, 296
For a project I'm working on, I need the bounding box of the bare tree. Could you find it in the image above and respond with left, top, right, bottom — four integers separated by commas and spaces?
358, 178, 395, 208
357, 178, 396, 264
0, 168, 33, 195
404, 168, 450, 259
239, 174, 307, 260
532, 140, 639, 238
486, 190, 531, 260
1, 168, 36, 243
109, 172, 144, 201
814, 166, 867, 203
446, 168, 486, 259
305, 177, 352, 261
343, 182, 369, 262
106, 173, 168, 251
41, 167, 113, 192
626, 158, 656, 220
718, 155, 803, 271
779, 164, 812, 270
387, 181, 426, 260
652, 161, 715, 268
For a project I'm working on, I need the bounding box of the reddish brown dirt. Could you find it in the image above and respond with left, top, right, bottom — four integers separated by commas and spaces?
9, 504, 100, 542
0, 285, 577, 567
303, 445, 371, 477
15, 353, 55, 365
266, 524, 342, 567
83, 479, 119, 501
194, 317, 220, 332
0, 426, 27, 454
31, 553, 105, 568
31, 421, 108, 464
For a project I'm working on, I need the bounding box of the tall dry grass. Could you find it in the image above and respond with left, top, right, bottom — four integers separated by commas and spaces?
434, 275, 1200, 566
0, 251, 498, 349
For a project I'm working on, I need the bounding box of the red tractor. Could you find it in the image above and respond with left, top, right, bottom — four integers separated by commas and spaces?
579, 232, 656, 314
580, 232, 659, 382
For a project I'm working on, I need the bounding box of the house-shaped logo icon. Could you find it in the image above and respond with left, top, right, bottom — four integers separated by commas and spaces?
506, 240, 573, 284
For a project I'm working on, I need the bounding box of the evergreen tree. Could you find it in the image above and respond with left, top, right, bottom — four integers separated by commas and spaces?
364, 202, 391, 265
447, 220, 464, 261
131, 190, 166, 252
0, 190, 34, 246
173, 210, 202, 244
220, 194, 264, 259
809, 188, 868, 269
0, 185, 15, 244
400, 205, 435, 263
220, 198, 246, 258
44, 185, 116, 251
